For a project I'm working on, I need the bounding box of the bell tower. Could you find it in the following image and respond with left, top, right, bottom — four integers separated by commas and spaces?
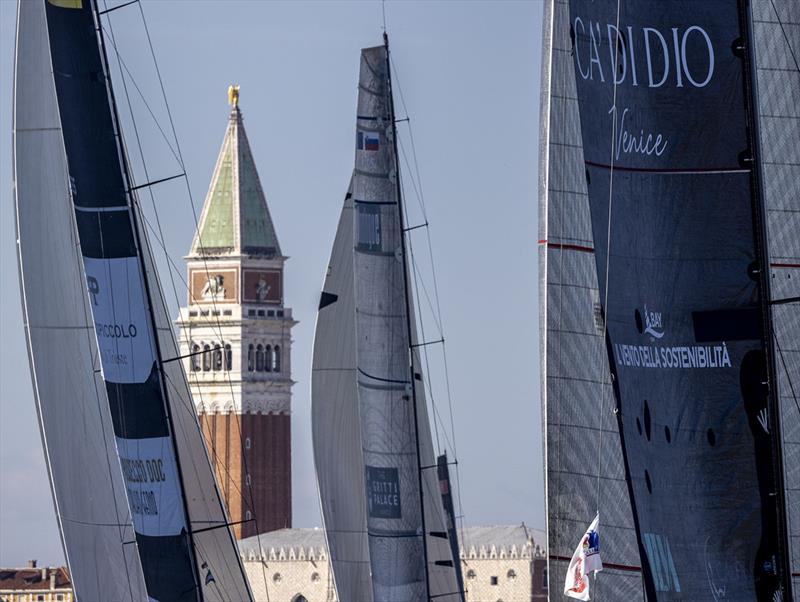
177, 87, 294, 539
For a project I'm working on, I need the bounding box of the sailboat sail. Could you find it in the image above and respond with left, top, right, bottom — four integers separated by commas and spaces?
312, 185, 374, 602
14, 1, 147, 598
15, 1, 252, 600
538, 0, 644, 598
313, 41, 461, 602
751, 0, 800, 593
544, 0, 792, 598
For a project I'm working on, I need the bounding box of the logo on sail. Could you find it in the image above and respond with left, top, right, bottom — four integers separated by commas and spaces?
643, 304, 665, 339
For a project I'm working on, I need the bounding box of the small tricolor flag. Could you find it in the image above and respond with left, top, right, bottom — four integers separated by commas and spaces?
357, 130, 380, 151
564, 513, 603, 600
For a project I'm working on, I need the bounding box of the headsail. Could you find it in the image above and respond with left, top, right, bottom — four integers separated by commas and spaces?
313, 40, 462, 602
559, 0, 791, 599
312, 185, 374, 602
16, 1, 253, 599
538, 0, 644, 598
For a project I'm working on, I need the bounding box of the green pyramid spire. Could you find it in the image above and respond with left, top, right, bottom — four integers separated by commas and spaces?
191, 100, 281, 257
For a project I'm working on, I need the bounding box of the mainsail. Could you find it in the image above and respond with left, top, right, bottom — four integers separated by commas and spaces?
14, 1, 253, 600
312, 39, 462, 602
541, 0, 798, 599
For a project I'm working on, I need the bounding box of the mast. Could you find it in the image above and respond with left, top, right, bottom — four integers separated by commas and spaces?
89, 1, 205, 597
739, 0, 793, 596
382, 32, 432, 599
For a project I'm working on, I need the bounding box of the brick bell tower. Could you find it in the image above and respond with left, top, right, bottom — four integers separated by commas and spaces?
177, 86, 294, 539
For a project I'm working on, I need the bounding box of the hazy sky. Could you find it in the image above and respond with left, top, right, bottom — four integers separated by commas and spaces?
0, 0, 543, 566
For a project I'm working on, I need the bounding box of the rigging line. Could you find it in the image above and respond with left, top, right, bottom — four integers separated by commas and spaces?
390, 52, 468, 553
769, 0, 800, 75
93, 29, 181, 166
409, 247, 456, 457
773, 326, 800, 420
133, 18, 270, 602
107, 7, 264, 596
68, 188, 138, 594
595, 0, 623, 522
95, 2, 206, 597
134, 6, 271, 594
98, 0, 139, 15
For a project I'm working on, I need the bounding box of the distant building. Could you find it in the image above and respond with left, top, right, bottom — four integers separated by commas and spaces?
0, 561, 73, 602
176, 92, 295, 539
238, 524, 547, 602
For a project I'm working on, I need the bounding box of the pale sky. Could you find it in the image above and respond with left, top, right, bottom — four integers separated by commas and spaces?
0, 0, 543, 566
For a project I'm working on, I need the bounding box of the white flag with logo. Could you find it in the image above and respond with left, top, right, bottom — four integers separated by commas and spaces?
564, 513, 603, 600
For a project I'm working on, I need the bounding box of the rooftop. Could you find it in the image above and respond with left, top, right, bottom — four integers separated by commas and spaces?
0, 564, 71, 592
190, 90, 280, 258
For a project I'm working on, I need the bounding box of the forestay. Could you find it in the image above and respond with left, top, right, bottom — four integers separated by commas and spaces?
312, 186, 374, 602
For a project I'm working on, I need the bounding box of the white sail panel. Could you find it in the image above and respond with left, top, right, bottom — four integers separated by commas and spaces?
538, 0, 644, 598
752, 0, 800, 591
312, 188, 374, 602
13, 0, 147, 598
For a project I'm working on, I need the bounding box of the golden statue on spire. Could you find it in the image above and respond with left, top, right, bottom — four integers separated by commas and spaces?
228, 84, 240, 108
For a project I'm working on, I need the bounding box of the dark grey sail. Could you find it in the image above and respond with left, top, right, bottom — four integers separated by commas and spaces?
751, 0, 800, 594
538, 0, 645, 598
564, 0, 791, 599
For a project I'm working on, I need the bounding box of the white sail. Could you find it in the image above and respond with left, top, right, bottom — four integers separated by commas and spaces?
538, 0, 644, 598
13, 0, 147, 598
312, 186, 374, 602
752, 0, 800, 593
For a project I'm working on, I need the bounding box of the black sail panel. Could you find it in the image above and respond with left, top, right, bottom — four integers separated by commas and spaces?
568, 1, 783, 599
44, 2, 197, 599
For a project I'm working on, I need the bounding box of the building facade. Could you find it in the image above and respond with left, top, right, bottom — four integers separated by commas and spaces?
0, 561, 73, 602
176, 93, 295, 539
238, 525, 547, 602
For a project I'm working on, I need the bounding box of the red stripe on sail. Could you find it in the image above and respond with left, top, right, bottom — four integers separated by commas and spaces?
538, 240, 595, 254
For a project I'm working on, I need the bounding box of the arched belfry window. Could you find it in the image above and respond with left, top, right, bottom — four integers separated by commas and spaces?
224, 344, 232, 371
248, 344, 255, 372
212, 344, 222, 371
256, 344, 265, 372
291, 596, 309, 602
265, 345, 272, 372
190, 343, 201, 372
273, 345, 281, 372
202, 344, 211, 371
